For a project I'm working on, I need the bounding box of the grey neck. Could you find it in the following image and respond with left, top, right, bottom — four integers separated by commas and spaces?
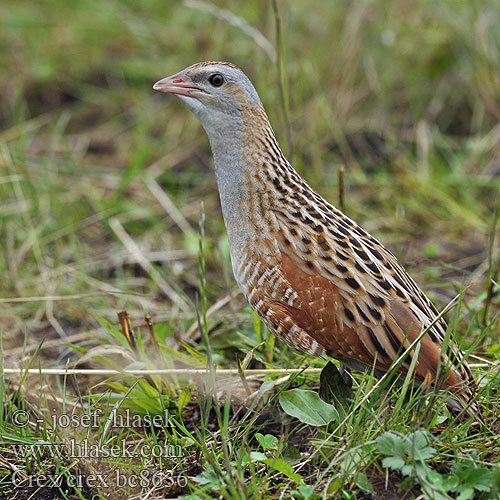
204, 120, 255, 257
188, 99, 277, 273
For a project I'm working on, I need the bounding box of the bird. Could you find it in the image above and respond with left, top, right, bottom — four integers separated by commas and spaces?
153, 61, 478, 418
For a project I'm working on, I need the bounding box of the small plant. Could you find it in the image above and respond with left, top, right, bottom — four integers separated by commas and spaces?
377, 430, 500, 499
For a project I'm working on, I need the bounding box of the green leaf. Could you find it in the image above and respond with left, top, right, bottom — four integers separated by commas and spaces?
412, 431, 433, 453
249, 451, 268, 462
376, 432, 406, 460
282, 443, 302, 466
160, 344, 207, 367
327, 478, 342, 494
179, 436, 195, 448
355, 473, 374, 493
238, 450, 267, 466
255, 432, 278, 450
279, 389, 339, 426
452, 459, 492, 492
340, 447, 371, 476
65, 343, 88, 354
319, 361, 353, 413
180, 342, 208, 364
261, 457, 303, 483
251, 378, 276, 407
194, 465, 220, 490
97, 316, 129, 348
437, 475, 459, 491
252, 310, 263, 343
417, 446, 437, 461
382, 456, 405, 471
291, 485, 320, 499
377, 430, 436, 465
456, 489, 475, 500
177, 388, 191, 413
264, 328, 275, 363
425, 468, 448, 487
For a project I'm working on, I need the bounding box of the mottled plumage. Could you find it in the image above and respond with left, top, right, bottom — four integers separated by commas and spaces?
154, 62, 478, 416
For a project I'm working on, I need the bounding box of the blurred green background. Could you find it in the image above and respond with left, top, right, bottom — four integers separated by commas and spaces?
1, 0, 499, 349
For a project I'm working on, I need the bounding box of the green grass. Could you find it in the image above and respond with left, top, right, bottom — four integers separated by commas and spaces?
1, 0, 500, 498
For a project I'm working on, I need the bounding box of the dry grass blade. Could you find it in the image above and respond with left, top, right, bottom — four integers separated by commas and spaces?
1, 368, 323, 376
0, 291, 140, 304
3, 331, 90, 356
0, 112, 55, 143
236, 354, 252, 397
185, 294, 231, 339
184, 0, 275, 63
145, 175, 195, 236
109, 217, 190, 311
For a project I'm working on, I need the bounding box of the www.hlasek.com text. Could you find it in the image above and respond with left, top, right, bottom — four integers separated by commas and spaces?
11, 439, 183, 459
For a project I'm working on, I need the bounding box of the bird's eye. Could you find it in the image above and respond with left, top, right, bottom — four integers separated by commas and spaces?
208, 73, 224, 87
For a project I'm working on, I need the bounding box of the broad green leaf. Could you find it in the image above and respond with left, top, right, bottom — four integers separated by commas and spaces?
452, 460, 492, 492
412, 431, 432, 451
376, 432, 406, 460
250, 451, 268, 462
194, 465, 220, 489
291, 485, 320, 499
417, 446, 437, 461
179, 436, 195, 448
382, 456, 405, 470
319, 361, 353, 412
255, 432, 278, 450
327, 478, 342, 494
355, 473, 374, 493
282, 443, 302, 466
456, 489, 475, 500
279, 389, 338, 426
262, 457, 303, 483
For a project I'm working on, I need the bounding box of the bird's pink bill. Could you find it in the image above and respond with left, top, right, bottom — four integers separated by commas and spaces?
153, 69, 204, 98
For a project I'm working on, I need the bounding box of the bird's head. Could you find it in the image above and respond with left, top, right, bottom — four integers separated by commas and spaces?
153, 62, 261, 136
